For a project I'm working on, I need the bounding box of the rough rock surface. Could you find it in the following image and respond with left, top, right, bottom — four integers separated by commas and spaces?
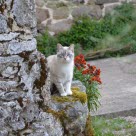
72, 5, 102, 19
0, 14, 8, 33
49, 80, 88, 135
0, 0, 88, 135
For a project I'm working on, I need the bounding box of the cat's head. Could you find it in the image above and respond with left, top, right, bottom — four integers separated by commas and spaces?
57, 43, 74, 63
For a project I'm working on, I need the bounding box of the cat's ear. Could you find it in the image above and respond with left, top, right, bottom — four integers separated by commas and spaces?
69, 44, 74, 52
57, 43, 63, 51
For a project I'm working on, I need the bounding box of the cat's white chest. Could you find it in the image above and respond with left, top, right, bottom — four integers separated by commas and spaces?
57, 63, 73, 79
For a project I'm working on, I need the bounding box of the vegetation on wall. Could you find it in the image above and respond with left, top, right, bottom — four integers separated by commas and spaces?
37, 3, 136, 58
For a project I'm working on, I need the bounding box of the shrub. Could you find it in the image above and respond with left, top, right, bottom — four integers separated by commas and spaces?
37, 3, 136, 57
37, 32, 58, 57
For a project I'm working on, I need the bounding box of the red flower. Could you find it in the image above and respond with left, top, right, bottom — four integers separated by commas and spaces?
74, 54, 86, 69
82, 69, 90, 75
91, 76, 102, 84
75, 54, 102, 84
95, 69, 101, 76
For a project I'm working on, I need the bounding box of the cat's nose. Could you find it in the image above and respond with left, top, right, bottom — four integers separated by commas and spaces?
64, 56, 67, 60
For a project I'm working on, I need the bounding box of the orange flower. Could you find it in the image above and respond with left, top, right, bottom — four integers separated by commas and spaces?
91, 76, 102, 84
75, 54, 102, 84
95, 69, 101, 76
75, 54, 86, 69
82, 69, 90, 75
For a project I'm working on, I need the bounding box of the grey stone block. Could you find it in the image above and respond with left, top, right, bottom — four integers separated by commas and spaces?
72, 5, 102, 19
13, 0, 37, 28
0, 32, 20, 41
0, 55, 23, 64
0, 81, 18, 89
0, 14, 8, 34
7, 38, 37, 55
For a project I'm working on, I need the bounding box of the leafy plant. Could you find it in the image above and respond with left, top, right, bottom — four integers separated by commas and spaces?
74, 54, 101, 112
37, 32, 58, 57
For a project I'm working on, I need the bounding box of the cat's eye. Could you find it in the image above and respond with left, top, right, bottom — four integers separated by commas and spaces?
67, 54, 73, 58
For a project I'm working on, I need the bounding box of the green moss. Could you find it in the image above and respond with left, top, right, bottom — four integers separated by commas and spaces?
46, 108, 68, 120
28, 61, 35, 71
34, 57, 47, 89
46, 106, 70, 135
0, 3, 6, 14
85, 114, 95, 136
7, 17, 13, 30
52, 87, 87, 104
72, 87, 87, 104
18, 51, 32, 61
52, 95, 73, 103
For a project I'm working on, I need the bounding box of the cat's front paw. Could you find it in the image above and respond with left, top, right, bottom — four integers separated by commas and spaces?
60, 92, 67, 97
66, 90, 73, 95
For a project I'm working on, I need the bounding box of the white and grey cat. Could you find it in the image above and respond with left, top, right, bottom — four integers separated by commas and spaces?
47, 43, 74, 96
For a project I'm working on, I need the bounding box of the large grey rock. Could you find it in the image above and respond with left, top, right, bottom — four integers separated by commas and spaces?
0, 14, 8, 34
13, 0, 37, 28
95, 0, 119, 4
72, 5, 102, 19
49, 80, 88, 135
0, 1, 89, 135
0, 32, 20, 41
7, 38, 37, 55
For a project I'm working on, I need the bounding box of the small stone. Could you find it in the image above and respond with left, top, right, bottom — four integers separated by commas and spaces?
36, 8, 50, 23
0, 129, 8, 136
0, 44, 8, 55
1, 66, 18, 78
0, 92, 23, 101
47, 19, 73, 34
35, 0, 45, 7
103, 2, 121, 16
7, 38, 37, 55
0, 14, 8, 34
53, 7, 69, 20
0, 81, 18, 89
0, 32, 20, 41
0, 55, 23, 64
72, 5, 102, 19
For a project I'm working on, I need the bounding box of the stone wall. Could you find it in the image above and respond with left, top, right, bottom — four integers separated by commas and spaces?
0, 0, 88, 135
35, 0, 136, 35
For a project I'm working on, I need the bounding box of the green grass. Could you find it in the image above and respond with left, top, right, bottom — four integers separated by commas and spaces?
92, 117, 134, 136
